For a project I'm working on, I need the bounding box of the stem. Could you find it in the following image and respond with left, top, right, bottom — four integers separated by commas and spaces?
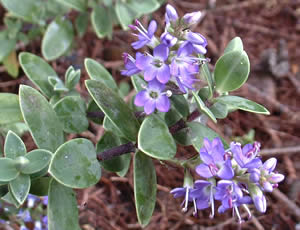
97, 142, 136, 161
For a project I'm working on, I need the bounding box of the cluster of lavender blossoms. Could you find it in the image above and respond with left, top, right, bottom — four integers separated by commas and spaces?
171, 137, 285, 223
122, 4, 208, 114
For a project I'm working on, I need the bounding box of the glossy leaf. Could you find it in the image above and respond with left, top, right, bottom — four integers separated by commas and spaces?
19, 85, 64, 152
29, 177, 51, 196
49, 139, 101, 188
55, 0, 86, 11
9, 174, 30, 204
192, 91, 217, 123
48, 179, 81, 230
91, 6, 113, 39
0, 38, 16, 62
115, 1, 137, 29
224, 37, 243, 53
97, 132, 131, 173
215, 50, 250, 93
128, 0, 160, 15
3, 51, 19, 78
0, 158, 19, 182
216, 96, 270, 115
19, 52, 57, 98
134, 151, 157, 227
85, 58, 118, 91
138, 115, 176, 160
4, 131, 26, 159
86, 80, 139, 142
199, 54, 213, 98
0, 93, 23, 125
22, 149, 52, 174
54, 96, 89, 133
170, 95, 189, 118
187, 122, 228, 151
42, 18, 74, 61
209, 102, 228, 119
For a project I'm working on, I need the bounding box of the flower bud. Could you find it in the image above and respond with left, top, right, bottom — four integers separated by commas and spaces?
263, 181, 273, 192
248, 183, 266, 213
269, 173, 285, 183
160, 32, 178, 47
183, 11, 202, 26
263, 158, 277, 172
249, 168, 260, 182
165, 4, 178, 24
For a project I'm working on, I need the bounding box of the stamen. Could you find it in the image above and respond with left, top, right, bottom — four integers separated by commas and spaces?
182, 187, 189, 212
209, 186, 215, 219
242, 204, 252, 220
193, 198, 198, 217
234, 205, 243, 224
162, 90, 172, 97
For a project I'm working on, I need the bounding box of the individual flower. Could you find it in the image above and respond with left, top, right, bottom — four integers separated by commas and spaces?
42, 196, 48, 206
134, 79, 171, 114
196, 138, 234, 180
121, 53, 142, 76
170, 186, 193, 212
130, 20, 158, 49
250, 158, 284, 192
135, 44, 171, 84
215, 180, 252, 222
183, 11, 202, 27
165, 4, 178, 25
248, 183, 267, 213
190, 180, 215, 218
27, 194, 39, 208
160, 31, 178, 47
231, 141, 262, 169
17, 209, 32, 222
179, 32, 208, 55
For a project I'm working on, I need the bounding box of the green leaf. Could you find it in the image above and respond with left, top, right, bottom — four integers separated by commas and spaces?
215, 50, 250, 93
209, 102, 228, 119
19, 52, 57, 98
216, 96, 270, 115
164, 107, 182, 126
55, 0, 86, 11
22, 149, 52, 174
48, 76, 69, 92
172, 127, 192, 146
128, 0, 160, 15
19, 85, 64, 152
131, 74, 146, 92
3, 50, 19, 78
48, 179, 80, 230
84, 58, 118, 91
170, 95, 189, 118
0, 93, 23, 125
91, 6, 113, 39
86, 100, 104, 125
49, 139, 101, 188
1, 0, 44, 24
0, 158, 19, 182
86, 80, 139, 142
75, 12, 89, 37
65, 66, 81, 90
1, 190, 21, 208
200, 54, 213, 98
4, 131, 26, 159
192, 91, 217, 123
103, 116, 124, 137
224, 37, 243, 53
115, 1, 138, 29
30, 166, 49, 180
138, 115, 176, 160
54, 96, 89, 134
97, 132, 131, 173
0, 38, 16, 62
42, 17, 74, 61
29, 177, 51, 196
134, 151, 156, 227
116, 154, 131, 177
0, 185, 8, 198
187, 122, 228, 151
9, 174, 30, 204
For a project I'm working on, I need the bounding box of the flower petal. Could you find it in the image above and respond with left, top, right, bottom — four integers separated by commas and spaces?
134, 90, 148, 106
217, 160, 234, 180
153, 44, 169, 61
156, 64, 170, 84
156, 95, 170, 113
144, 99, 156, 114
263, 158, 277, 172
135, 54, 152, 70
144, 66, 157, 81
195, 164, 213, 178
147, 20, 157, 37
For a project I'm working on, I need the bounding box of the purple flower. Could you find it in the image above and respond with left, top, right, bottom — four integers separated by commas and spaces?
121, 53, 142, 76
18, 209, 32, 222
136, 44, 171, 84
195, 138, 234, 180
134, 79, 171, 114
130, 20, 158, 49
160, 31, 178, 47
42, 216, 48, 226
248, 183, 267, 213
27, 194, 39, 208
250, 158, 284, 192
183, 11, 202, 26
179, 32, 208, 55
42, 196, 48, 206
170, 185, 193, 212
190, 180, 215, 218
231, 141, 262, 169
20, 226, 29, 230
215, 180, 252, 222
165, 4, 178, 25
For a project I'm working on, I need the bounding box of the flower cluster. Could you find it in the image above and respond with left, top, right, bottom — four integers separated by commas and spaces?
171, 137, 284, 223
122, 4, 208, 115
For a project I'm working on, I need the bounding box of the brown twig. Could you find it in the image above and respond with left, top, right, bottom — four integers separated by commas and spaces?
260, 146, 300, 156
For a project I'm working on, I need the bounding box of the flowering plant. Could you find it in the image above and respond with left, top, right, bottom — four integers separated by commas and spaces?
0, 4, 284, 229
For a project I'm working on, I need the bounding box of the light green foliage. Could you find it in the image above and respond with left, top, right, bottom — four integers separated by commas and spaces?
91, 6, 113, 38
55, 0, 86, 12
224, 37, 244, 53
0, 158, 19, 182
4, 130, 27, 159
22, 149, 52, 174
192, 91, 217, 123
0, 94, 23, 125
9, 174, 30, 204
134, 151, 157, 227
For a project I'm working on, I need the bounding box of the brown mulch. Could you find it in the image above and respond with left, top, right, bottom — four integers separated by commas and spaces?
1, 0, 300, 229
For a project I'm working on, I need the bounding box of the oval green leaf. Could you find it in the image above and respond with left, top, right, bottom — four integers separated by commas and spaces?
4, 130, 26, 159
19, 52, 57, 98
216, 95, 270, 115
55, 0, 86, 11
91, 6, 113, 39
138, 115, 176, 160
224, 37, 244, 53
0, 93, 23, 125
209, 101, 228, 119
19, 85, 64, 152
54, 96, 89, 134
215, 50, 250, 93
128, 0, 160, 15
1, 190, 21, 208
131, 75, 146, 92
170, 95, 189, 118
42, 17, 74, 61
192, 91, 217, 123
48, 179, 81, 230
115, 1, 138, 29
84, 58, 118, 91
49, 139, 101, 188
199, 54, 213, 98
86, 80, 139, 142
9, 174, 30, 204
22, 149, 52, 174
0, 158, 19, 182
134, 151, 157, 227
